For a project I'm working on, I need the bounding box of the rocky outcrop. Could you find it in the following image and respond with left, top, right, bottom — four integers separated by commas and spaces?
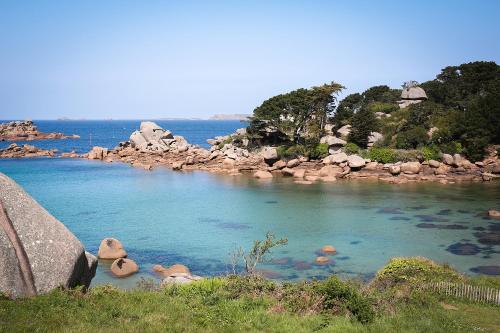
0, 143, 57, 158
78, 122, 496, 185
0, 120, 79, 141
0, 172, 97, 298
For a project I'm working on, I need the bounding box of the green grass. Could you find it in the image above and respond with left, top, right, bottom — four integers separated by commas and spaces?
1, 258, 499, 333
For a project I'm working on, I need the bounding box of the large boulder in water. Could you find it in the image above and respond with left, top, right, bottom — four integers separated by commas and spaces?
0, 172, 97, 298
97, 238, 127, 260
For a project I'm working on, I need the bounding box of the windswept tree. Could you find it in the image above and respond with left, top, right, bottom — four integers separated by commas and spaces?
247, 82, 344, 145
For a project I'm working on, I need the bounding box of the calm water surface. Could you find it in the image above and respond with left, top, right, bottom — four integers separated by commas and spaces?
0, 121, 498, 287
0, 158, 498, 288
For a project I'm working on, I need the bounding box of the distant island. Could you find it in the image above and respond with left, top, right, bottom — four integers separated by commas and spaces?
209, 114, 251, 121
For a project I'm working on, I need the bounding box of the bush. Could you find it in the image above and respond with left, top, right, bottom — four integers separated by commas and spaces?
344, 142, 360, 155
438, 141, 463, 155
309, 143, 329, 159
277, 145, 307, 159
367, 148, 398, 163
373, 257, 464, 288
419, 145, 440, 161
395, 127, 429, 149
314, 276, 375, 324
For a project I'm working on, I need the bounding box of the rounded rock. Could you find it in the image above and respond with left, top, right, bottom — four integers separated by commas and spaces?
321, 245, 337, 254
315, 256, 330, 264
111, 258, 139, 278
98, 238, 127, 260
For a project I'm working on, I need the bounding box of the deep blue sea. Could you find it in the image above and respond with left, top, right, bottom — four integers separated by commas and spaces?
0, 120, 245, 153
0, 121, 499, 288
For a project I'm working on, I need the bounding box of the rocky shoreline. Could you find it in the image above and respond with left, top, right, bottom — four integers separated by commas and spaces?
0, 120, 79, 141
1, 121, 499, 184
80, 122, 499, 184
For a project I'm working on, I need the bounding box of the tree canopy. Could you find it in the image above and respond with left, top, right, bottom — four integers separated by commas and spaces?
248, 82, 344, 145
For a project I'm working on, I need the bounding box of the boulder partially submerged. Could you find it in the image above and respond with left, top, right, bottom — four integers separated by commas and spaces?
0, 172, 97, 298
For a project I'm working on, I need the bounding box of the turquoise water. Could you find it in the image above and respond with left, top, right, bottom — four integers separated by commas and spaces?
0, 158, 499, 287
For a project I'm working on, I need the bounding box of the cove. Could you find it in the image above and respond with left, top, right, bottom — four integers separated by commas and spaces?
0, 157, 498, 288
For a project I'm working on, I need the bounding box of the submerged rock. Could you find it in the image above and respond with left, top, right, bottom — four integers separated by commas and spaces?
0, 172, 97, 298
254, 170, 273, 179
315, 256, 330, 265
446, 242, 481, 255
320, 245, 337, 254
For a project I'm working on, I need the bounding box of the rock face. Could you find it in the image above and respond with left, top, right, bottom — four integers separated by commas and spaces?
110, 258, 139, 278
0, 120, 79, 141
97, 238, 127, 260
260, 147, 278, 164
347, 155, 366, 168
0, 172, 97, 298
401, 162, 421, 174
367, 132, 383, 147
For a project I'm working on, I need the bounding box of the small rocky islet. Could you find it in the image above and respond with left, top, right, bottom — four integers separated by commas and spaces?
0, 120, 79, 142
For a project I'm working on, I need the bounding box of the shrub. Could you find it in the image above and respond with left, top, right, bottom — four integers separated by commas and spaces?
309, 143, 329, 159
373, 257, 464, 288
277, 145, 307, 159
419, 145, 440, 161
395, 127, 429, 149
344, 142, 360, 155
438, 141, 463, 155
393, 150, 420, 162
367, 148, 398, 163
313, 276, 375, 324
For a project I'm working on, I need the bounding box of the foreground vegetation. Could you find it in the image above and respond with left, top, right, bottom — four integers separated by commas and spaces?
1, 257, 499, 333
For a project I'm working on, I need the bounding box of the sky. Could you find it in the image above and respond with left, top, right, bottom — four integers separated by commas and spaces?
0, 1, 499, 120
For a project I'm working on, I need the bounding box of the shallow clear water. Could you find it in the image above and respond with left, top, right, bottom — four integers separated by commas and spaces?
0, 158, 498, 288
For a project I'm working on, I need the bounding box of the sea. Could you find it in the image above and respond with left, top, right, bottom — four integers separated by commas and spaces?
0, 120, 499, 288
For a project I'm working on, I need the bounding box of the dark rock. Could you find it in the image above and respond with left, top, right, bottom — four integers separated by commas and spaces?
469, 266, 500, 275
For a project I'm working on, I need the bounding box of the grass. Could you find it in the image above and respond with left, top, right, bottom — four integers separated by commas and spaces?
1, 258, 499, 333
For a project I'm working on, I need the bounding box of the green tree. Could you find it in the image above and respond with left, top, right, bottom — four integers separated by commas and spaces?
332, 93, 361, 128
248, 82, 344, 144
348, 107, 379, 148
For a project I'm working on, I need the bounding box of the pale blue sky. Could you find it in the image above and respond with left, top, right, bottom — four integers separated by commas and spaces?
0, 1, 499, 119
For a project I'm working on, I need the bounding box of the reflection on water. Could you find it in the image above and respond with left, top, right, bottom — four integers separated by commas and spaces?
0, 158, 499, 288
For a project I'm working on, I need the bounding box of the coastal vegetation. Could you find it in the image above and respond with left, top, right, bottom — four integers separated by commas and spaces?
247, 61, 500, 162
1, 257, 499, 332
